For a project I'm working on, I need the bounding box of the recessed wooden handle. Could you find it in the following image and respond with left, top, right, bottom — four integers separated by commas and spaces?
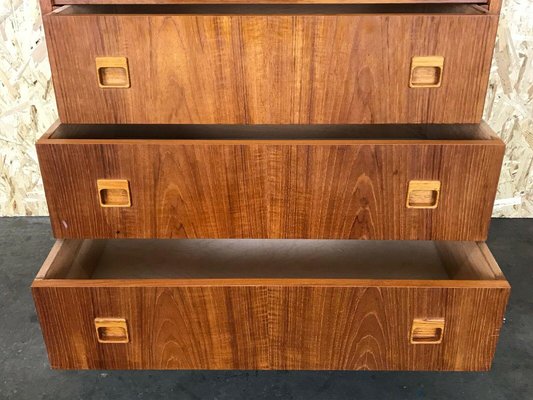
95, 318, 129, 343
410, 318, 445, 344
406, 180, 441, 209
96, 57, 130, 88
97, 179, 131, 207
409, 56, 444, 88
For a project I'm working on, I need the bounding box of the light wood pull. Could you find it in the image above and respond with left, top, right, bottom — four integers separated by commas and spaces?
410, 318, 445, 344
409, 56, 444, 88
406, 180, 441, 209
95, 318, 129, 343
97, 179, 131, 208
96, 57, 130, 88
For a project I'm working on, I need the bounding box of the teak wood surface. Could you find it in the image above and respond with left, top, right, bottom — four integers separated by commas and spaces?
43, 7, 498, 124
37, 123, 504, 240
32, 239, 510, 370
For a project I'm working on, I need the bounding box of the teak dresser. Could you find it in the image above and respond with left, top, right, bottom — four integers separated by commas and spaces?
33, 0, 510, 371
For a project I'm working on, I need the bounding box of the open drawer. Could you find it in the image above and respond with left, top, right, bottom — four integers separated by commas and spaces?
37, 122, 504, 240
32, 239, 510, 370
43, 4, 498, 124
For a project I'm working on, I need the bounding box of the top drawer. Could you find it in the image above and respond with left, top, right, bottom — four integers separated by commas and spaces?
44, 4, 498, 124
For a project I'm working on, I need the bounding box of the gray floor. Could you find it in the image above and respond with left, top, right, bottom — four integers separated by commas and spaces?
0, 217, 531, 400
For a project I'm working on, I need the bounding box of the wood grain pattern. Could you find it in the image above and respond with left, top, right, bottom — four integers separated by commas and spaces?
43, 7, 498, 124
37, 123, 504, 240
33, 285, 271, 369
32, 285, 509, 370
269, 285, 508, 370
32, 240, 510, 370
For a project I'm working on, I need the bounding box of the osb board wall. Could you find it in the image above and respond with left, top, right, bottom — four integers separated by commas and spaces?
485, 0, 533, 217
0, 0, 531, 217
0, 0, 57, 216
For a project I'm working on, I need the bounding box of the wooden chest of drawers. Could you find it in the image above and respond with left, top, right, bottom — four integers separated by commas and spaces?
33, 0, 509, 371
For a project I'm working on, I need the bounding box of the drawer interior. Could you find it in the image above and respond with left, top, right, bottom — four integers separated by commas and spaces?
53, 4, 488, 16
46, 123, 497, 141
36, 239, 506, 282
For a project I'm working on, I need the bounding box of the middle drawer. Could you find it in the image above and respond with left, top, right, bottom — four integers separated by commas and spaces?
37, 123, 503, 240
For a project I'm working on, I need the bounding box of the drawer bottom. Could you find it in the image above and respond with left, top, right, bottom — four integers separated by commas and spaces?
33, 239, 509, 370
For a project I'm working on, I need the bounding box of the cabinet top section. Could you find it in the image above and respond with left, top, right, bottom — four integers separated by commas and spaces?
40, 0, 501, 16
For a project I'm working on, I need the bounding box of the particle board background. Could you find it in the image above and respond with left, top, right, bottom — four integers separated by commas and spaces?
0, 0, 531, 217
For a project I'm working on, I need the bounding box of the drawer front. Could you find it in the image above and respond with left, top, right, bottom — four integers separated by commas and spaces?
44, 10, 497, 124
37, 128, 504, 240
32, 240, 510, 370
33, 283, 509, 370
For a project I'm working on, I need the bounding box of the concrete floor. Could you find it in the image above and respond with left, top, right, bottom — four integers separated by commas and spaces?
0, 217, 531, 400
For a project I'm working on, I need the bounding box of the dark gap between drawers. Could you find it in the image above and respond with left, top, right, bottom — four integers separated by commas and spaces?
53, 4, 488, 16
49, 124, 496, 141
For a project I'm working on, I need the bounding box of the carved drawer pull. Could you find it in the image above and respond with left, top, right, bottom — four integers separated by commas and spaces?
410, 318, 445, 344
95, 318, 129, 343
406, 180, 441, 209
410, 56, 444, 88
96, 57, 130, 88
97, 179, 131, 208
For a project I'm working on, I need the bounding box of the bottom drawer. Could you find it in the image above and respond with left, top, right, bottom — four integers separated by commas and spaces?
32, 240, 509, 371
